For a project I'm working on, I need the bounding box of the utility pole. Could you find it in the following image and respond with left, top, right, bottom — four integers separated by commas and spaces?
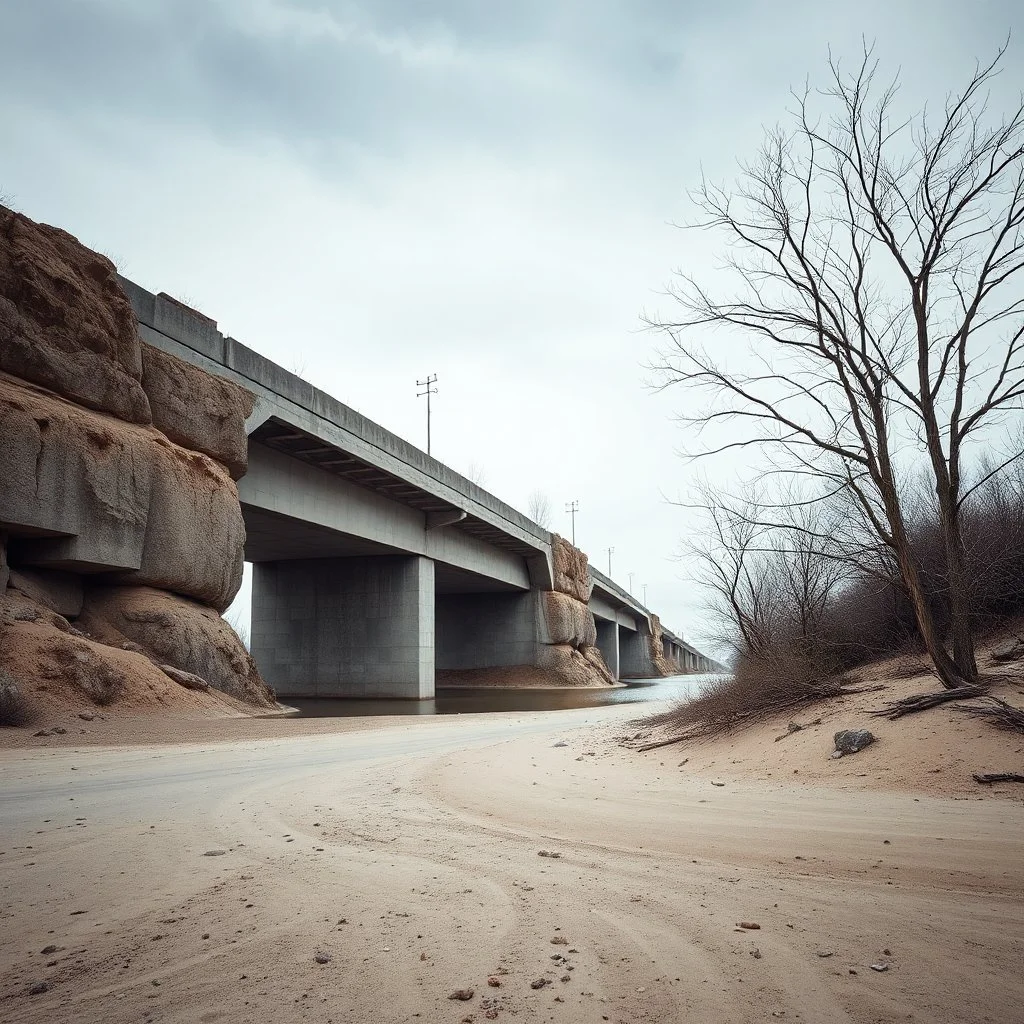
416, 374, 438, 455
564, 500, 579, 545
642, 583, 648, 606
606, 546, 614, 575
627, 571, 635, 595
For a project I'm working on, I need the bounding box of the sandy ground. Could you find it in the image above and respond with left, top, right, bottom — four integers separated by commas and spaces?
1, 698, 1022, 1024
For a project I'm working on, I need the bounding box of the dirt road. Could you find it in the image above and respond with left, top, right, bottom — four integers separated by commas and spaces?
1, 706, 1022, 1023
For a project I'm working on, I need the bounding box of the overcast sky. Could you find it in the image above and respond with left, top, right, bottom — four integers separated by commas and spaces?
2, 0, 1019, 651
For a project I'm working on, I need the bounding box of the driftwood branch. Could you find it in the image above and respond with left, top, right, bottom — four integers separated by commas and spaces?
973, 772, 1024, 784
869, 685, 988, 719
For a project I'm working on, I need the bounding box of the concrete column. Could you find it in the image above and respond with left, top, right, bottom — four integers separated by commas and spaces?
251, 555, 434, 699
595, 619, 619, 680
435, 591, 540, 670
620, 627, 654, 678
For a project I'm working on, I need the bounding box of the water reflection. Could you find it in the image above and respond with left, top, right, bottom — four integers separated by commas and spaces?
289, 674, 721, 718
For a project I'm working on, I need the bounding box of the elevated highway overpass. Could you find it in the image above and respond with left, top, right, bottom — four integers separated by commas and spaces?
120, 278, 717, 698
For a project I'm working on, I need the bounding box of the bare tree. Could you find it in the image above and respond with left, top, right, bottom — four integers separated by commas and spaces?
686, 482, 847, 665
649, 45, 1024, 690
527, 490, 553, 529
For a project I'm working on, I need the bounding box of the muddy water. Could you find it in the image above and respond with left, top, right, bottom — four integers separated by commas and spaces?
289, 673, 723, 717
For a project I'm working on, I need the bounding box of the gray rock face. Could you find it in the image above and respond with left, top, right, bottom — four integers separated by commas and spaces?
0, 205, 151, 424
141, 343, 254, 480
833, 729, 876, 756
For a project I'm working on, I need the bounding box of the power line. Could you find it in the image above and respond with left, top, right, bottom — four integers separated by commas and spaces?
564, 500, 579, 545
416, 373, 438, 455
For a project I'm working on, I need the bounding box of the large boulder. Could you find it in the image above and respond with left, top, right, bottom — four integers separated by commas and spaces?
141, 343, 254, 480
134, 436, 245, 611
0, 376, 245, 611
0, 205, 151, 423
80, 586, 274, 707
542, 591, 597, 647
551, 534, 592, 602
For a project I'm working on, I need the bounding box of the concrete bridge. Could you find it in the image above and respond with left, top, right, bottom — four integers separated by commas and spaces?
119, 279, 718, 699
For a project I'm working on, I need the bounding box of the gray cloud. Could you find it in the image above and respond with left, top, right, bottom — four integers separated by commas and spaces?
1, 0, 1020, 647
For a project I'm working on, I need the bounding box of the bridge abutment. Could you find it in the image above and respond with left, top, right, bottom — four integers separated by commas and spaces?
251, 555, 435, 699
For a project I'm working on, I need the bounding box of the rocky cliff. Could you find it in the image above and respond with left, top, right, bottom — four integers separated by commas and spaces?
0, 205, 275, 723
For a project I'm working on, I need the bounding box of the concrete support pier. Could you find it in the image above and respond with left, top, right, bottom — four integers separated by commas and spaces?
435, 591, 539, 671
595, 620, 619, 680
620, 627, 655, 678
252, 555, 435, 698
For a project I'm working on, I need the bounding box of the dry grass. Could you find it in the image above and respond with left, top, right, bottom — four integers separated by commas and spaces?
642, 651, 849, 744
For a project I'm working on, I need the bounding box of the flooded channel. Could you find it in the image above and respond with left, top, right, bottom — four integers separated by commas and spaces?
289, 673, 723, 717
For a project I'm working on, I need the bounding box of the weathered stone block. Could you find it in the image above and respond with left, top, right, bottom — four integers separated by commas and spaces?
0, 205, 151, 423
132, 437, 245, 611
541, 591, 597, 647
0, 375, 151, 570
141, 343, 254, 479
0, 376, 244, 609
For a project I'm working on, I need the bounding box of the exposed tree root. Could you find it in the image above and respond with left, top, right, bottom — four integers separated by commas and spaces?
869, 685, 987, 720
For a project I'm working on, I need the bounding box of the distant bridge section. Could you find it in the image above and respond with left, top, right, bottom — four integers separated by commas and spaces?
120, 277, 719, 697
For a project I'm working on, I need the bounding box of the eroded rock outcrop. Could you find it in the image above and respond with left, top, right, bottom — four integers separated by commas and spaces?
541, 536, 613, 687
0, 206, 151, 424
80, 586, 271, 707
0, 374, 245, 611
141, 342, 254, 480
0, 204, 273, 719
551, 534, 592, 603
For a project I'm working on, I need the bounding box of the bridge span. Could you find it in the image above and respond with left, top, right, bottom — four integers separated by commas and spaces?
119, 278, 717, 698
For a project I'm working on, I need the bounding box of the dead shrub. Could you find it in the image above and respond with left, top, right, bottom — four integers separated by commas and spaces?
645, 650, 845, 739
